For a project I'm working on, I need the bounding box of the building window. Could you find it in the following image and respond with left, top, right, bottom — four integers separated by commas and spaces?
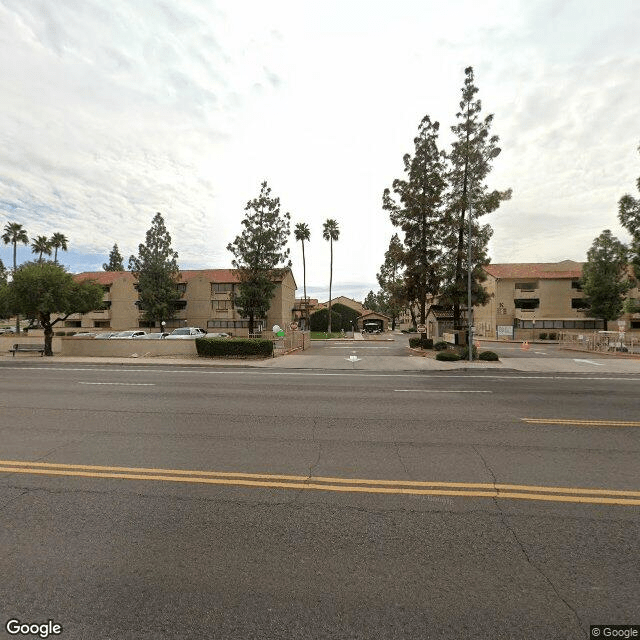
571, 298, 590, 309
514, 298, 539, 309
208, 320, 250, 329
515, 282, 538, 291
212, 283, 234, 294
214, 300, 229, 311
571, 280, 583, 291
176, 283, 187, 294
173, 300, 187, 310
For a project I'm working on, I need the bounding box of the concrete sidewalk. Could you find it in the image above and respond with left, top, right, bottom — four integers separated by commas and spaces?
3, 351, 640, 373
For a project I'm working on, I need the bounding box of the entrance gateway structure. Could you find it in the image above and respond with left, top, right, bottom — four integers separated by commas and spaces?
358, 311, 390, 333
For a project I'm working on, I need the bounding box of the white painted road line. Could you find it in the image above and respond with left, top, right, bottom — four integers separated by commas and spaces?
394, 390, 492, 393
2, 368, 639, 382
79, 382, 156, 386
329, 346, 392, 349
573, 359, 605, 366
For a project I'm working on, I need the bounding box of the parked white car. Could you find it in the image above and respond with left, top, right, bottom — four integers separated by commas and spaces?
165, 327, 207, 339
110, 330, 147, 339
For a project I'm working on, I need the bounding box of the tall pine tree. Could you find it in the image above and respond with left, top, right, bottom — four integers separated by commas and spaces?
128, 213, 181, 328
441, 67, 511, 329
618, 143, 640, 279
227, 182, 291, 334
383, 115, 446, 325
376, 234, 406, 330
582, 230, 631, 329
104, 244, 125, 271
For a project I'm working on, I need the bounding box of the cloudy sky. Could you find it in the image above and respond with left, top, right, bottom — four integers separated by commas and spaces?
1, 0, 639, 301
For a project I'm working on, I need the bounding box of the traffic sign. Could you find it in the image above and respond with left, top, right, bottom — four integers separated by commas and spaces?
417, 324, 426, 333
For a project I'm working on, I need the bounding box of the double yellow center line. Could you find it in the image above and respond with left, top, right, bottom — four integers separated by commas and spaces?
522, 418, 640, 428
1, 459, 639, 506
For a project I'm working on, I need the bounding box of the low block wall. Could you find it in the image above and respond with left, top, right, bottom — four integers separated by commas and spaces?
60, 338, 197, 358
1, 335, 62, 353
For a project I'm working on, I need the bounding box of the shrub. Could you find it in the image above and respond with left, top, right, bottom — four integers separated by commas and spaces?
433, 341, 448, 351
459, 345, 478, 360
436, 351, 461, 361
309, 308, 342, 332
331, 303, 361, 331
195, 337, 273, 358
409, 336, 433, 349
478, 350, 500, 361
539, 332, 547, 340
548, 332, 557, 340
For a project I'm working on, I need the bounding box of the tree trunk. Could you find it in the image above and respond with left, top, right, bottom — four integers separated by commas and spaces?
302, 241, 307, 330
328, 241, 333, 334
14, 242, 20, 335
42, 316, 54, 357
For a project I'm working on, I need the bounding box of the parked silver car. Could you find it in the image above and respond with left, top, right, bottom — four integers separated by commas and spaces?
95, 332, 119, 339
165, 327, 207, 339
136, 332, 169, 339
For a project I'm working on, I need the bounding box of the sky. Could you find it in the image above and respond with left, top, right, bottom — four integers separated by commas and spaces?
1, 0, 639, 302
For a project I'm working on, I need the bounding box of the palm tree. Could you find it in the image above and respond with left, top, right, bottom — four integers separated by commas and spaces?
31, 235, 52, 262
2, 222, 29, 272
322, 219, 340, 334
294, 222, 311, 329
2, 222, 29, 333
50, 232, 69, 263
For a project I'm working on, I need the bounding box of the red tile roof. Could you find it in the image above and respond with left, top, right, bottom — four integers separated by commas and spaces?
74, 271, 135, 285
74, 269, 290, 284
483, 261, 583, 279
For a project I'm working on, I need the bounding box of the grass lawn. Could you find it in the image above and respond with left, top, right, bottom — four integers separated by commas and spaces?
310, 331, 346, 340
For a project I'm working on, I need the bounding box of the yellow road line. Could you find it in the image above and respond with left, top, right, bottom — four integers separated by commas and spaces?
522, 418, 640, 427
0, 461, 639, 506
2, 459, 639, 497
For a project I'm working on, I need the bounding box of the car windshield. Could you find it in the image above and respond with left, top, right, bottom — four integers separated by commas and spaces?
171, 328, 190, 335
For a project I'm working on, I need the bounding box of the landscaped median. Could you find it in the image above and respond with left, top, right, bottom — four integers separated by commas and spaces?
407, 337, 500, 362
195, 337, 273, 358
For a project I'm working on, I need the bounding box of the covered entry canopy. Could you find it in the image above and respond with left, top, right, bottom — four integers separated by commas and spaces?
358, 311, 391, 333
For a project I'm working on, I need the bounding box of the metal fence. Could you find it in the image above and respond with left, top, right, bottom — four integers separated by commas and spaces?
561, 331, 640, 355
249, 330, 309, 356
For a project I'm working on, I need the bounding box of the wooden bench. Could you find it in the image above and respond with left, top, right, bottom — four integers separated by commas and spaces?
9, 343, 45, 357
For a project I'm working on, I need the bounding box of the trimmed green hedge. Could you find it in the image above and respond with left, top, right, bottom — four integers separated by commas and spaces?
478, 350, 500, 361
435, 351, 461, 361
433, 341, 449, 351
409, 336, 433, 349
195, 337, 273, 358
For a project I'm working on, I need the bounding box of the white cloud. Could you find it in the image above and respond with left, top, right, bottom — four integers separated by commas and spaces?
0, 0, 639, 301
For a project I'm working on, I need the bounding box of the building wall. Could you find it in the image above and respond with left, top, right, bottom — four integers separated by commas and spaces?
474, 272, 639, 338
66, 270, 296, 336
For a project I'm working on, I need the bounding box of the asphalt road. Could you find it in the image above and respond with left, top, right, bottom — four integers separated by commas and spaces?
1, 362, 639, 639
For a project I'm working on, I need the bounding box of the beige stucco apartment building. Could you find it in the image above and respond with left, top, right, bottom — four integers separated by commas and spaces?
67, 269, 297, 336
473, 260, 640, 339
